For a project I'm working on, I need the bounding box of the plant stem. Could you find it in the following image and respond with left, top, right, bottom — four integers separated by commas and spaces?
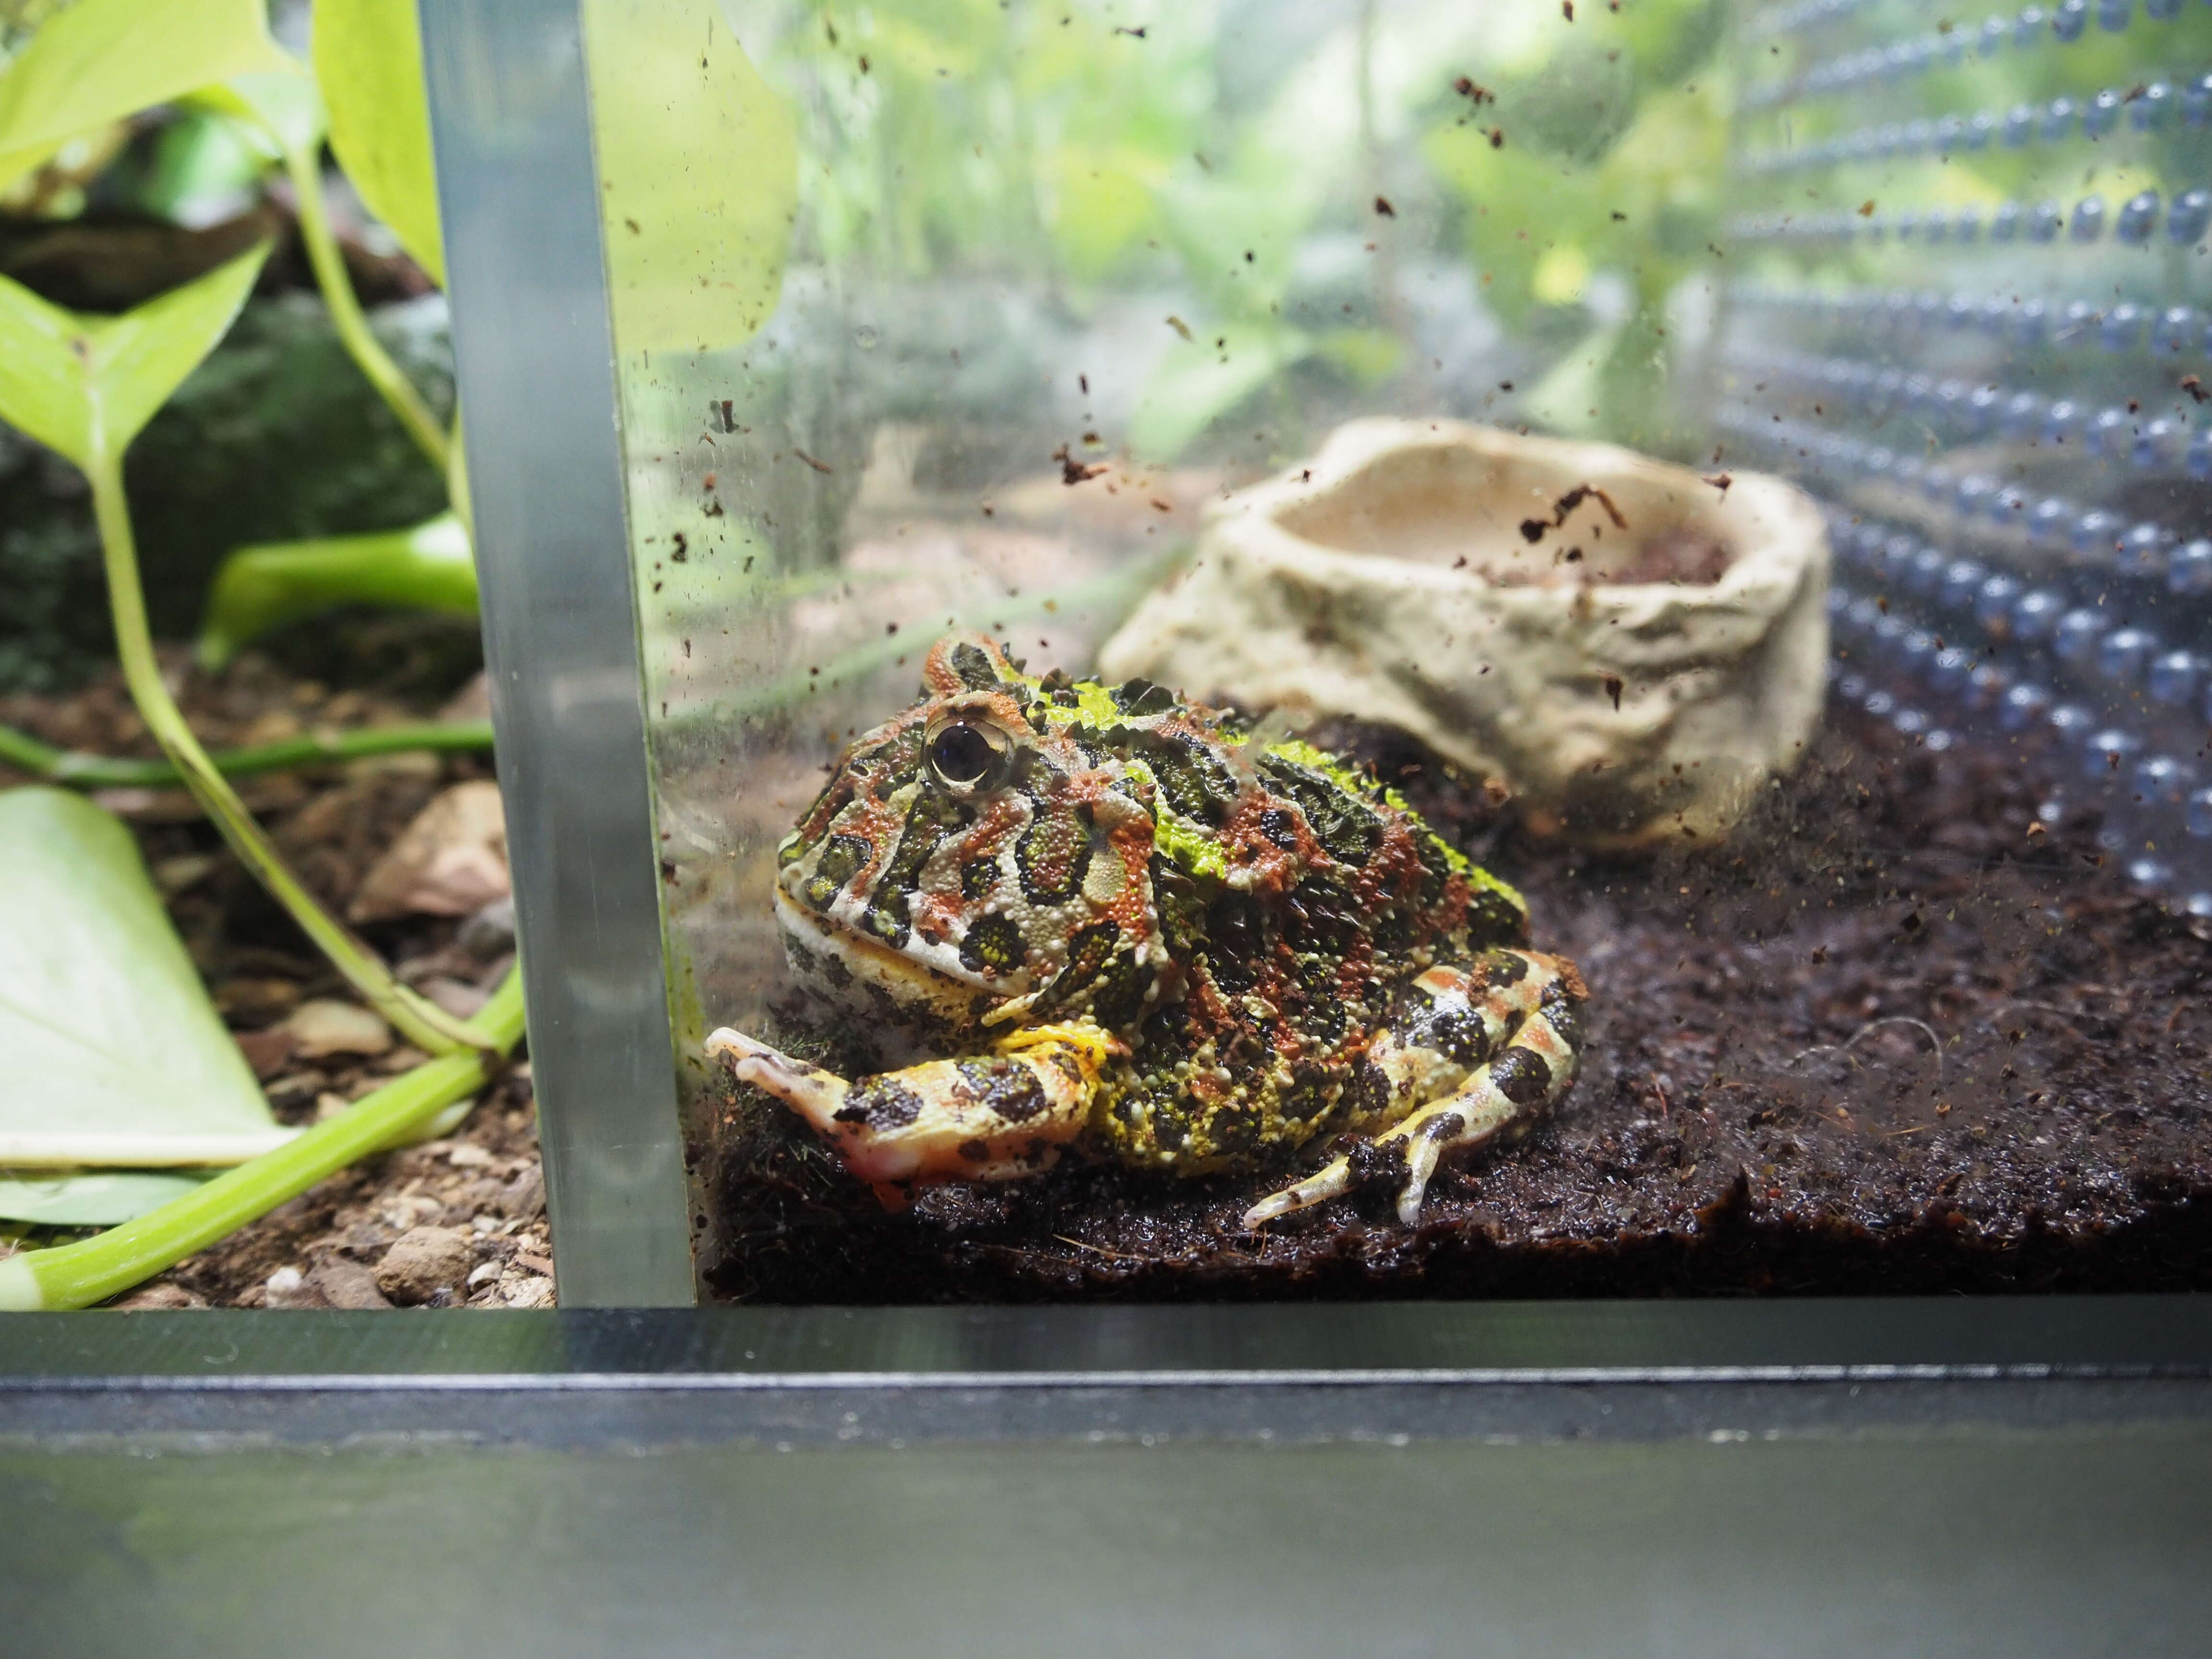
284, 145, 450, 473
0, 971, 527, 1312
86, 454, 482, 1056
0, 716, 494, 789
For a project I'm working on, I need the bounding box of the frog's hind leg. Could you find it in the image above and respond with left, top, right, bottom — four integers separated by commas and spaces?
706, 1023, 1116, 1208
1242, 951, 1586, 1229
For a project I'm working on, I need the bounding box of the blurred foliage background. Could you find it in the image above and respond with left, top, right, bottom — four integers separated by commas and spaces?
0, 0, 1741, 693
734, 0, 1731, 469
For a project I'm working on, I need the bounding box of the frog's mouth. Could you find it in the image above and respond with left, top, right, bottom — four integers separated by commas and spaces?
771, 883, 1032, 1031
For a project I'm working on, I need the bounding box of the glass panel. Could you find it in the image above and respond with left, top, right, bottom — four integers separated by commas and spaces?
577, 0, 2212, 1301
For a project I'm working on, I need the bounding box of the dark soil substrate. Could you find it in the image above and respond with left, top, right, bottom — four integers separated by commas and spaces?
701, 709, 2212, 1302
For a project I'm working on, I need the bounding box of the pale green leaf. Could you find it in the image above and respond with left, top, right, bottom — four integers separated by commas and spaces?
0, 0, 292, 194
0, 1171, 214, 1227
1130, 320, 1312, 464
583, 0, 797, 350
196, 511, 479, 670
0, 789, 287, 1200
313, 0, 443, 285
0, 243, 269, 470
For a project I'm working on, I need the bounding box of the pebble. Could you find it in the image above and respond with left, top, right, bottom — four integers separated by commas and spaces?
263, 1264, 329, 1310
373, 1225, 475, 1304
286, 998, 394, 1059
111, 1282, 205, 1310
234, 1027, 298, 1080
497, 1168, 546, 1220
310, 1259, 393, 1310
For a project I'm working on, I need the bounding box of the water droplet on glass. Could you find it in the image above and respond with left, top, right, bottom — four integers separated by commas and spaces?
854, 326, 879, 350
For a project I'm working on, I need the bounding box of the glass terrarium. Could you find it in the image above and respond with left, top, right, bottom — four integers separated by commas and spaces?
427, 0, 2212, 1307
6, 6, 2212, 1646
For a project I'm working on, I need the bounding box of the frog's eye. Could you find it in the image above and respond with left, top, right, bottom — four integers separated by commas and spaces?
925, 718, 1012, 793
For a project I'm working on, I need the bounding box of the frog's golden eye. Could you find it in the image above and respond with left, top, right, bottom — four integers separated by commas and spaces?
925, 717, 1012, 793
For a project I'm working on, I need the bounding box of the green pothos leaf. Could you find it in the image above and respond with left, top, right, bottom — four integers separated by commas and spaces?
313, 0, 444, 285
0, 244, 270, 472
0, 0, 291, 193
195, 511, 479, 670
0, 1171, 216, 1228
0, 789, 290, 1223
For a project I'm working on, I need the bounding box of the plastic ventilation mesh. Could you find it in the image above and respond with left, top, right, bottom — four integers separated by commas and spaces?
1721, 0, 2212, 914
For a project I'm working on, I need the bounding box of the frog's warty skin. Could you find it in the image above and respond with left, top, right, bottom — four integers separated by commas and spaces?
1240, 950, 1587, 1228
714, 633, 1587, 1226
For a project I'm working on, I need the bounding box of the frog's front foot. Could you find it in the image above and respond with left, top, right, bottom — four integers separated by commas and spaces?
706, 1024, 1112, 1205
1243, 950, 1586, 1229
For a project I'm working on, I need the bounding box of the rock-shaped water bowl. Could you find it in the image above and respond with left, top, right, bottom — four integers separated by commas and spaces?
1099, 418, 1830, 847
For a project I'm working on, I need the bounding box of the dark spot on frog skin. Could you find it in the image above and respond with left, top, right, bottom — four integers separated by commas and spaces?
1259, 808, 1301, 850
956, 1138, 991, 1162
955, 1059, 1049, 1122
1285, 878, 1358, 954
1139, 731, 1238, 825
836, 1079, 925, 1130
1466, 885, 1532, 947
1350, 1058, 1393, 1118
803, 834, 872, 910
1489, 1047, 1553, 1106
1256, 754, 1379, 866
1281, 1062, 1342, 1121
949, 643, 1005, 690
1539, 979, 1584, 1047
1416, 1006, 1491, 1066
1015, 811, 1094, 904
959, 914, 1027, 974
1424, 1111, 1467, 1145
1204, 892, 1267, 994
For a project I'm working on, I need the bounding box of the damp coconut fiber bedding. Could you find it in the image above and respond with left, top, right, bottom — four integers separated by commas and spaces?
698, 702, 2212, 1305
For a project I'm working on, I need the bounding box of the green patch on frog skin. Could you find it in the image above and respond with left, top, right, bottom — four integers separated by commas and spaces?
1032, 677, 1127, 728
1122, 757, 1229, 880
1262, 736, 1524, 911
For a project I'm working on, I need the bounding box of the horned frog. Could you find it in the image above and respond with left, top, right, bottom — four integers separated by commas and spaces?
707, 634, 1586, 1227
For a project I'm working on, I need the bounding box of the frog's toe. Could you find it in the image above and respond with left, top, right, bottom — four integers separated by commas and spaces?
1243, 1155, 1353, 1227
704, 1027, 851, 1132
